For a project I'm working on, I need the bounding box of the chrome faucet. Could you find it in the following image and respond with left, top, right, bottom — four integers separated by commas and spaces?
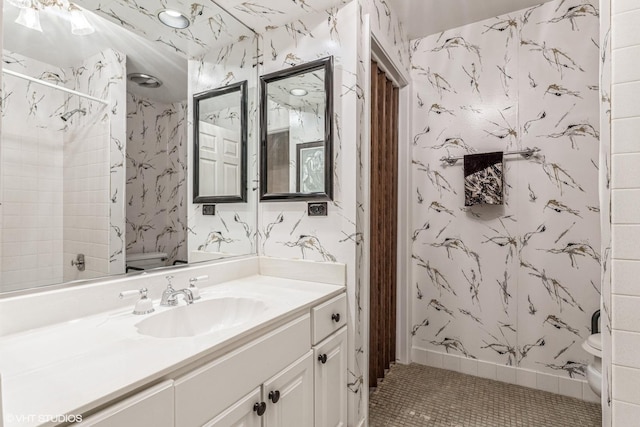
160, 275, 195, 307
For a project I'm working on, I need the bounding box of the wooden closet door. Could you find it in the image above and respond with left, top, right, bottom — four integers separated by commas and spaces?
369, 60, 399, 388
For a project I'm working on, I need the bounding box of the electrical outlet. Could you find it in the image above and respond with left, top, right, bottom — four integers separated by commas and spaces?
202, 205, 216, 215
308, 202, 328, 216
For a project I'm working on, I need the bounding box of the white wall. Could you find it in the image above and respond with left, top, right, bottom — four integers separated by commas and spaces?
609, 0, 640, 423
410, 0, 601, 402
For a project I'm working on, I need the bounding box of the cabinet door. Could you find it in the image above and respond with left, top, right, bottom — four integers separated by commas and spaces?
314, 327, 347, 427
175, 315, 310, 427
263, 351, 314, 427
80, 381, 174, 427
204, 387, 263, 427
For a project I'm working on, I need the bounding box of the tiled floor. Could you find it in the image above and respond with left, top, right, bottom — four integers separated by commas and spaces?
369, 363, 601, 427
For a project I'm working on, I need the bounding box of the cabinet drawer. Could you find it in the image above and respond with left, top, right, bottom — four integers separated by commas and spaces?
312, 293, 346, 345
81, 381, 174, 427
175, 314, 310, 427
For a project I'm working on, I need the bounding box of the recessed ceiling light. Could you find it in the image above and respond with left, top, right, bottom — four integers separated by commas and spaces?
128, 73, 163, 88
289, 88, 308, 97
157, 9, 189, 29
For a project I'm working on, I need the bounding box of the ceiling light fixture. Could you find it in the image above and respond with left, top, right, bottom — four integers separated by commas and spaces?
11, 0, 95, 35
289, 88, 308, 97
69, 4, 95, 35
128, 73, 163, 89
15, 5, 42, 32
158, 9, 190, 29
7, 0, 31, 8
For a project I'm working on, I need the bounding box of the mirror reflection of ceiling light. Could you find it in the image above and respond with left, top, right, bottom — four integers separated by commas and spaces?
128, 73, 163, 89
15, 6, 42, 32
7, 0, 31, 8
289, 88, 308, 97
158, 9, 190, 29
69, 4, 95, 35
12, 0, 95, 35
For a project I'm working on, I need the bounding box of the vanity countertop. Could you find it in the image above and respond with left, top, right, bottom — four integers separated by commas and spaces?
0, 275, 344, 427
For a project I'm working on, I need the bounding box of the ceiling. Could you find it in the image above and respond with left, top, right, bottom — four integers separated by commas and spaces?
4, 0, 558, 104
391, 0, 555, 40
2, 0, 253, 104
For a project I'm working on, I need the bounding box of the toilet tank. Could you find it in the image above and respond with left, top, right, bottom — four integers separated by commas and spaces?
126, 252, 168, 270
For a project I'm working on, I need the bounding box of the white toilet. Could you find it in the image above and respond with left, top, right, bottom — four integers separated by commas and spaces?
126, 252, 168, 271
582, 314, 602, 397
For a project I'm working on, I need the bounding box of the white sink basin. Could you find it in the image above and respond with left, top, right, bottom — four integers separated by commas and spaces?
135, 297, 268, 338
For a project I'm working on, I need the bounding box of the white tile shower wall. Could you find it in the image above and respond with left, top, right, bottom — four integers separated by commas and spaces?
410, 0, 601, 401
126, 94, 188, 265
0, 51, 66, 292
65, 49, 126, 280
187, 34, 258, 258
611, 0, 640, 423
62, 111, 110, 282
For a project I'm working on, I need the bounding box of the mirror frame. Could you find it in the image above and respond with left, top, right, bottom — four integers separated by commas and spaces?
193, 80, 248, 204
259, 56, 334, 202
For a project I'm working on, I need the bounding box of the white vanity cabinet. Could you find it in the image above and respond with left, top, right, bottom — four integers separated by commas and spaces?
76, 291, 347, 427
201, 351, 314, 427
174, 315, 311, 427
263, 352, 314, 427
203, 387, 263, 427
80, 381, 174, 427
314, 327, 347, 427
311, 293, 348, 427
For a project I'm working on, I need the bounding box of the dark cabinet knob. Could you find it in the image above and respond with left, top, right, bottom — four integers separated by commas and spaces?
253, 402, 266, 416
318, 353, 328, 364
331, 313, 341, 323
269, 390, 280, 403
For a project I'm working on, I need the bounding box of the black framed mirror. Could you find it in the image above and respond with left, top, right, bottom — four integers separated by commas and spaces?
260, 57, 333, 201
193, 80, 248, 204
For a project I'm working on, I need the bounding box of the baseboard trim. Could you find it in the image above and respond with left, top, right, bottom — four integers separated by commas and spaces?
411, 346, 600, 403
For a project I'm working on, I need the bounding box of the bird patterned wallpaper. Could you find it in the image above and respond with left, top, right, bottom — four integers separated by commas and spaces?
410, 0, 601, 388
255, 0, 410, 424
598, 0, 612, 422
217, 0, 347, 33
126, 93, 188, 265
255, 2, 363, 423
187, 34, 259, 259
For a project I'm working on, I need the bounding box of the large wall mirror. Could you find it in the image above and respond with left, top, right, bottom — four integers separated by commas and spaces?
193, 81, 248, 204
0, 0, 258, 294
260, 57, 333, 201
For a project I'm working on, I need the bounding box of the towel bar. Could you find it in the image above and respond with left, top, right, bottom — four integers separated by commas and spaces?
440, 147, 541, 166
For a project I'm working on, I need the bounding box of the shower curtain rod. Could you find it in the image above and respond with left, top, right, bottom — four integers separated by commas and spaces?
2, 68, 109, 106
439, 147, 541, 166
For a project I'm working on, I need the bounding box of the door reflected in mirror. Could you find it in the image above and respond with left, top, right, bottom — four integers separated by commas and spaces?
260, 57, 333, 201
194, 81, 248, 204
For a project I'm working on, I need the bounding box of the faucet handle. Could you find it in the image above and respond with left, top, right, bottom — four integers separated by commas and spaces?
119, 288, 154, 315
165, 275, 175, 290
188, 275, 207, 300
